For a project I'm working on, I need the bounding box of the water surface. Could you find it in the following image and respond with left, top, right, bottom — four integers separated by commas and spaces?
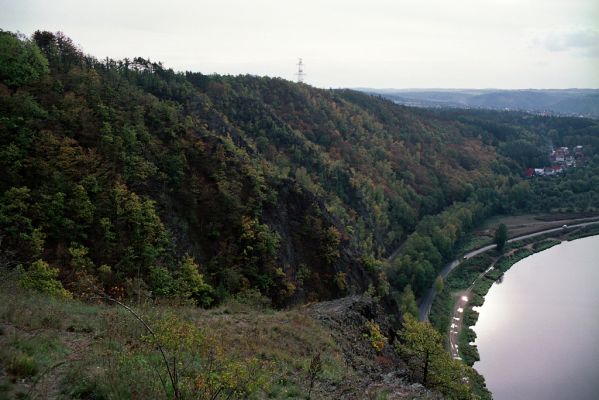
472, 235, 599, 400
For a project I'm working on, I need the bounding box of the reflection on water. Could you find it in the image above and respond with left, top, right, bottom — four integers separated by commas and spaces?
472, 236, 599, 400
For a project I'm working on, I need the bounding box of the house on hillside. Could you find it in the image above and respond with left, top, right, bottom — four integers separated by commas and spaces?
543, 165, 563, 176
527, 144, 582, 178
551, 147, 569, 164
574, 146, 585, 164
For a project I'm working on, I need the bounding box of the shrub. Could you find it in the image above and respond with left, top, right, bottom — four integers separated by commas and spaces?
142, 313, 272, 399
7, 354, 38, 378
176, 255, 214, 307
232, 288, 272, 310
365, 320, 387, 352
148, 265, 175, 297
334, 272, 347, 292
19, 259, 71, 298
376, 271, 390, 297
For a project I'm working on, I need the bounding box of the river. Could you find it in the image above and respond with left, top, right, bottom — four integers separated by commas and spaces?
472, 235, 599, 400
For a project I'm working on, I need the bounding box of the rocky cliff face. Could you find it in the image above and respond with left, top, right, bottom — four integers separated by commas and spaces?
261, 181, 375, 305
308, 296, 440, 399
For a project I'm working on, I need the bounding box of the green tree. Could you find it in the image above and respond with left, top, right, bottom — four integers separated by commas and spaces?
20, 259, 71, 298
176, 255, 214, 307
322, 226, 341, 266
239, 216, 281, 292
112, 182, 173, 276
376, 270, 390, 297
396, 315, 471, 399
70, 184, 95, 227
0, 186, 45, 260
0, 31, 48, 87
149, 265, 175, 297
0, 187, 32, 237
398, 285, 419, 319
68, 243, 94, 270
494, 223, 508, 253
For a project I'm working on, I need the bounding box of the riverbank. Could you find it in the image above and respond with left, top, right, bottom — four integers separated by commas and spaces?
472, 235, 599, 400
426, 219, 599, 328
418, 218, 599, 322
430, 223, 599, 397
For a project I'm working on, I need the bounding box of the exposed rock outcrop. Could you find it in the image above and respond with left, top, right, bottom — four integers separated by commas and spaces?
308, 295, 440, 399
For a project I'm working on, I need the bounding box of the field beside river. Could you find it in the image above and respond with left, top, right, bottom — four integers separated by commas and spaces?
460, 213, 599, 254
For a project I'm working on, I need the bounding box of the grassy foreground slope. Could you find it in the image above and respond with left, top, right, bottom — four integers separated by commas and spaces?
1, 273, 445, 400
0, 277, 338, 399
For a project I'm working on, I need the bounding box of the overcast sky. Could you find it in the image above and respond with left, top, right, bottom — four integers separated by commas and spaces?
2, 0, 598, 88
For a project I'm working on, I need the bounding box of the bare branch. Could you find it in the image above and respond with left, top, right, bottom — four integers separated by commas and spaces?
95, 293, 178, 399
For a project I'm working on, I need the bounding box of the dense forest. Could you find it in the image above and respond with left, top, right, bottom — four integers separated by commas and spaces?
2, 30, 599, 311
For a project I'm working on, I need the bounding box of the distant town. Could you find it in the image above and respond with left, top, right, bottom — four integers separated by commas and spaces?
526, 145, 584, 177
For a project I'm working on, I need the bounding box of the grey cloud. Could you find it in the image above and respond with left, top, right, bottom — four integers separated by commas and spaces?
532, 28, 599, 57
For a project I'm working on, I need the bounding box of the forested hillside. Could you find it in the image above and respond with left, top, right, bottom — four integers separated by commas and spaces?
2, 30, 599, 308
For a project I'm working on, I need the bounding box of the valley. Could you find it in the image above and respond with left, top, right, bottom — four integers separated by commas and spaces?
1, 28, 599, 399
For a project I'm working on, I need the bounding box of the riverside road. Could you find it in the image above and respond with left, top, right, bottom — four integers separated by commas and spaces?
418, 219, 599, 322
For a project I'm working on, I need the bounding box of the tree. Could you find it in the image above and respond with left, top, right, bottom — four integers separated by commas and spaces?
322, 226, 341, 266
19, 259, 71, 298
149, 265, 175, 297
398, 285, 419, 319
494, 223, 508, 253
176, 255, 214, 307
0, 186, 45, 260
0, 31, 48, 88
396, 315, 471, 399
0, 187, 32, 241
397, 314, 444, 386
32, 30, 82, 72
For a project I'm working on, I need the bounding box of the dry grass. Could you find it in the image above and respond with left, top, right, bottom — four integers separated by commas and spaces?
0, 277, 350, 400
